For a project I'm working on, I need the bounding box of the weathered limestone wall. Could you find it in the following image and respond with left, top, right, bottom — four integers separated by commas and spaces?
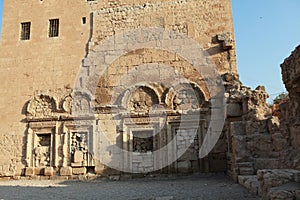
0, 0, 236, 177
281, 45, 300, 170
0, 0, 91, 176
223, 74, 290, 181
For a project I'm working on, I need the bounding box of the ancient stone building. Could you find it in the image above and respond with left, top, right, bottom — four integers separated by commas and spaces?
1, 1, 298, 192
0, 0, 238, 177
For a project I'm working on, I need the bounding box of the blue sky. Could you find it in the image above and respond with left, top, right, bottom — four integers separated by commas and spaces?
0, 0, 299, 101
232, 0, 300, 100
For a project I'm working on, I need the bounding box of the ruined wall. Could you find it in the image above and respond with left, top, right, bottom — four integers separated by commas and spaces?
0, 0, 237, 177
224, 73, 290, 181
281, 45, 300, 170
236, 46, 300, 199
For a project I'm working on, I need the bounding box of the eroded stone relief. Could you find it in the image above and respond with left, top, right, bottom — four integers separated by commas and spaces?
71, 132, 89, 166
34, 134, 51, 167
129, 87, 157, 114
27, 95, 56, 118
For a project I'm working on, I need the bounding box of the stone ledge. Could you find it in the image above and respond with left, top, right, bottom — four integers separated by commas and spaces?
268, 182, 300, 200
257, 169, 300, 199
238, 175, 260, 195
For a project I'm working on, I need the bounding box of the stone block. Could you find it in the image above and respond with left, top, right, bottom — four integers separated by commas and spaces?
34, 167, 44, 175
254, 159, 279, 170
247, 134, 273, 153
44, 167, 54, 176
257, 169, 300, 199
25, 167, 34, 176
71, 162, 83, 167
268, 189, 294, 200
74, 150, 84, 163
239, 167, 255, 176
271, 132, 287, 151
60, 167, 72, 176
177, 161, 191, 173
230, 122, 246, 136
72, 167, 86, 175
227, 103, 242, 117
245, 178, 259, 195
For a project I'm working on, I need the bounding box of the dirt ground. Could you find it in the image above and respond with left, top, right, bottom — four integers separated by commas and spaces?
0, 174, 259, 200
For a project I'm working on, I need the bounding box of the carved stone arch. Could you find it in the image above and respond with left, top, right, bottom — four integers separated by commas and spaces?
70, 91, 93, 116
165, 82, 208, 111
27, 94, 57, 118
120, 85, 160, 114
115, 84, 161, 110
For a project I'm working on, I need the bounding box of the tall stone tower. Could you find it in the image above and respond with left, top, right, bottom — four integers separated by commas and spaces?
0, 0, 237, 177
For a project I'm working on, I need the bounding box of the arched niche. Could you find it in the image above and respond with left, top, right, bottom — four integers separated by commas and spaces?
121, 85, 160, 114
165, 82, 208, 112
64, 91, 93, 116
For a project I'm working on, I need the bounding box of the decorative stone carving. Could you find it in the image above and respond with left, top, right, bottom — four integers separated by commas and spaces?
173, 89, 200, 111
27, 95, 56, 118
71, 132, 88, 166
34, 134, 51, 167
129, 87, 158, 114
62, 95, 73, 114
72, 92, 91, 115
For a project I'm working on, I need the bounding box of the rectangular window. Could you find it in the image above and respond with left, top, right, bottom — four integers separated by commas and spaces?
132, 130, 154, 153
20, 22, 31, 40
82, 17, 86, 25
48, 19, 59, 37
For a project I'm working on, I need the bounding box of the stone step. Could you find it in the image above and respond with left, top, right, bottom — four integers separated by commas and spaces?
238, 175, 260, 195
239, 167, 255, 175
268, 182, 300, 200
237, 162, 254, 168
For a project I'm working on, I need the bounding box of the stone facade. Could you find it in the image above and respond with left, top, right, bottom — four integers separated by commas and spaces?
0, 0, 236, 178
0, 3, 299, 197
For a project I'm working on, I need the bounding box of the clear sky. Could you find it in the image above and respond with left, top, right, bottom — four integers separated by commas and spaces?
0, 0, 299, 102
232, 0, 300, 101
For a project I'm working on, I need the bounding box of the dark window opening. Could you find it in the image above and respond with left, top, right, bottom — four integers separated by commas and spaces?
82, 17, 86, 24
37, 134, 51, 147
48, 19, 59, 37
35, 133, 51, 167
20, 22, 31, 40
133, 130, 154, 153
